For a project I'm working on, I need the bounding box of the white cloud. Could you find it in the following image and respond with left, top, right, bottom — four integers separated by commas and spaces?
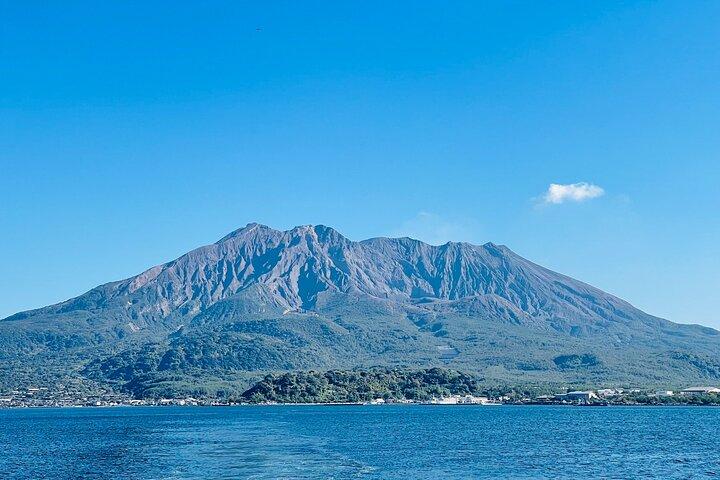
388, 212, 477, 245
542, 182, 605, 204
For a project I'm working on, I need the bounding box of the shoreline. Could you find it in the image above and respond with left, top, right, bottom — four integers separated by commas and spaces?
3, 402, 720, 410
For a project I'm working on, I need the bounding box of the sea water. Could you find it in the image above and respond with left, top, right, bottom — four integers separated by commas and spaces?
1, 405, 718, 479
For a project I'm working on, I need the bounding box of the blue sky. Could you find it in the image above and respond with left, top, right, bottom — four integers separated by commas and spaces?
1, 1, 719, 327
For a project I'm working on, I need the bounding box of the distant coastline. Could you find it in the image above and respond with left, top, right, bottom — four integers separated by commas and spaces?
3, 368, 719, 409
3, 401, 720, 410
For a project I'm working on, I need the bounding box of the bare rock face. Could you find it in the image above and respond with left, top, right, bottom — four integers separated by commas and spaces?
20, 223, 644, 323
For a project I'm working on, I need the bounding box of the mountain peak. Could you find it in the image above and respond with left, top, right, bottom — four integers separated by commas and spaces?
219, 223, 349, 244
289, 224, 347, 243
5, 222, 599, 318
217, 222, 276, 243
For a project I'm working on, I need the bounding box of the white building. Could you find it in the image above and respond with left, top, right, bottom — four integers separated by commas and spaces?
430, 395, 499, 405
457, 395, 490, 404
597, 389, 622, 397
654, 390, 674, 397
432, 396, 459, 405
556, 391, 598, 402
680, 387, 720, 396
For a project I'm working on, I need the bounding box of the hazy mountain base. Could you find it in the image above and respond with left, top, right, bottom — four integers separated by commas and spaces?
2, 224, 720, 398
3, 289, 720, 398
13, 291, 714, 399
3, 297, 719, 399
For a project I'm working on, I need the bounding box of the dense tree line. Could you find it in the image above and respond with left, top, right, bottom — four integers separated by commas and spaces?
239, 368, 484, 403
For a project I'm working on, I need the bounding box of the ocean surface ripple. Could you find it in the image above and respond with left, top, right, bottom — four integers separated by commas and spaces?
1, 405, 719, 479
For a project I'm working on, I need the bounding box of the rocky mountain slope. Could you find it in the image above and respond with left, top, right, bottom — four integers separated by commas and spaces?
2, 223, 719, 397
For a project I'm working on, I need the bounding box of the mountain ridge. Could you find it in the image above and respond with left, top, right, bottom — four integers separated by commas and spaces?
5, 222, 648, 327
2, 222, 719, 397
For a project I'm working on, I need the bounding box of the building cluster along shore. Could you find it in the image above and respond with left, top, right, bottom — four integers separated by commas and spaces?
2, 385, 720, 408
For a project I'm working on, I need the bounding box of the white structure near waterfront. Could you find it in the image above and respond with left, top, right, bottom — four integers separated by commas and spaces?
555, 391, 598, 402
431, 395, 495, 405
680, 387, 720, 396
597, 389, 623, 397
654, 390, 675, 397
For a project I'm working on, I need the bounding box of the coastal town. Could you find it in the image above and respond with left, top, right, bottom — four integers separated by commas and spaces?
363, 387, 720, 407
2, 385, 719, 408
